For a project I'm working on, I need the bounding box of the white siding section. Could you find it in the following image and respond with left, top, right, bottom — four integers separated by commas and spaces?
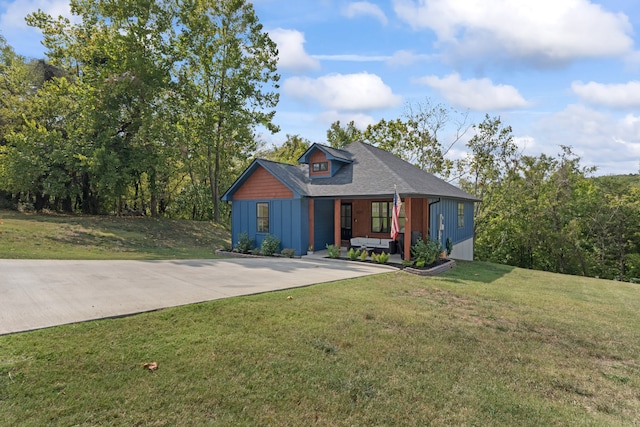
450, 237, 474, 261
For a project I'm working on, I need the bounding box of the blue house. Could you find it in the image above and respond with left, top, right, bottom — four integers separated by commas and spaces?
221, 142, 479, 260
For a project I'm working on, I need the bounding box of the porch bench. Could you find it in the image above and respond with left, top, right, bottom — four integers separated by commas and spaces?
349, 237, 396, 254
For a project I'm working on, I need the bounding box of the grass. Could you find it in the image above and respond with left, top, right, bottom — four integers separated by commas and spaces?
1, 261, 640, 425
0, 209, 230, 259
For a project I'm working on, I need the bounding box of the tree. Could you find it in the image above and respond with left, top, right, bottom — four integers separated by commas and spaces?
257, 134, 310, 165
326, 120, 362, 148
402, 99, 469, 178
362, 118, 411, 160
27, 0, 179, 215
175, 0, 280, 222
360, 99, 470, 179
456, 114, 520, 246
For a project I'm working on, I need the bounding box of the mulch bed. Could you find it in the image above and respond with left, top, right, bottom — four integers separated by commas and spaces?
327, 257, 456, 276
216, 249, 455, 276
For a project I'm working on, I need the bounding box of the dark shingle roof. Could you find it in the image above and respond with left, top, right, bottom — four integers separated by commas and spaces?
224, 142, 479, 202
255, 159, 310, 196
304, 142, 479, 201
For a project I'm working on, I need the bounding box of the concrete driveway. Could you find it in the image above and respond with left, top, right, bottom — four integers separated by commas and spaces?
0, 257, 395, 335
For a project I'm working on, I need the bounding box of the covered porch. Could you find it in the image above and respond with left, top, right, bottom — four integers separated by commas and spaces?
307, 196, 431, 261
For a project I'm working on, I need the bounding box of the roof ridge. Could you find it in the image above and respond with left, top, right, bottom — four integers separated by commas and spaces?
352, 142, 408, 191
315, 142, 350, 154
256, 158, 299, 167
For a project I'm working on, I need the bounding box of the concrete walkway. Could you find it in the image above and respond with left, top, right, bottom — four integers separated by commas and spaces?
0, 257, 396, 335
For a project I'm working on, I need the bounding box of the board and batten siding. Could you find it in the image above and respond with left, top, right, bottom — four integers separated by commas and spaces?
312, 199, 335, 250
233, 166, 294, 200
429, 198, 475, 260
230, 198, 309, 256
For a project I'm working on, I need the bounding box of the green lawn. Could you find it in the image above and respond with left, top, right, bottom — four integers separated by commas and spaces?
1, 261, 639, 426
0, 209, 230, 259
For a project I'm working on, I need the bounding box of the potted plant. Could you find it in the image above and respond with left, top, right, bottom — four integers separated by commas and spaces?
307, 245, 314, 255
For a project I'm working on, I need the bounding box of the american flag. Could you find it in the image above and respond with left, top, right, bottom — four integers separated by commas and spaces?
391, 188, 402, 240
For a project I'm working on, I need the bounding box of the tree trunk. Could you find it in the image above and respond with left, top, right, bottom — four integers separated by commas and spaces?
207, 142, 216, 222
149, 169, 158, 217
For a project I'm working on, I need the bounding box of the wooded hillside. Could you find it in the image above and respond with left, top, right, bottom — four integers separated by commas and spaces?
1, 1, 638, 282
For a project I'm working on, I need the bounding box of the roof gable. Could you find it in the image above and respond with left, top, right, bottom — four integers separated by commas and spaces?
221, 159, 309, 201
297, 143, 352, 165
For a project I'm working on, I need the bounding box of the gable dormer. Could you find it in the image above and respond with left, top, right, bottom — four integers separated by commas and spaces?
298, 143, 353, 179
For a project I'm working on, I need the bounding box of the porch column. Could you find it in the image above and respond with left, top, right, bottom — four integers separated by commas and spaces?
423, 198, 429, 240
404, 197, 412, 261
334, 199, 341, 248
308, 198, 315, 249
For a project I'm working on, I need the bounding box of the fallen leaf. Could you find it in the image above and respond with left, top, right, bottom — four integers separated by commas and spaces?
142, 362, 158, 371
287, 296, 293, 300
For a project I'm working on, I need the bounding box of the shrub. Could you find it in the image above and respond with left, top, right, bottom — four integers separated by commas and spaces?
415, 259, 426, 268
347, 247, 361, 260
402, 259, 415, 267
281, 248, 295, 258
410, 237, 441, 266
235, 232, 254, 254
445, 238, 453, 256
374, 251, 390, 264
261, 234, 281, 256
359, 249, 369, 261
326, 244, 340, 258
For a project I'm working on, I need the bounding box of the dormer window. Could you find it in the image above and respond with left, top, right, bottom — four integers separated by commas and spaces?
312, 162, 328, 172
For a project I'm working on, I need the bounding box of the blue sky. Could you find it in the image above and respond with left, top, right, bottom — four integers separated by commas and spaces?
2, 0, 639, 176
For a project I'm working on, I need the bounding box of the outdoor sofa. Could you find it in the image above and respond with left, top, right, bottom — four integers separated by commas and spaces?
349, 237, 397, 254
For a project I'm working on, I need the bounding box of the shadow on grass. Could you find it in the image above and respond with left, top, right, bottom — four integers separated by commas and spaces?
1, 209, 230, 259
165, 257, 396, 275
437, 260, 517, 284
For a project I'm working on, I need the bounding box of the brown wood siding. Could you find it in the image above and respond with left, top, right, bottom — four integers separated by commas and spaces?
411, 199, 423, 239
348, 198, 429, 247
233, 166, 294, 200
351, 199, 369, 237
309, 150, 330, 177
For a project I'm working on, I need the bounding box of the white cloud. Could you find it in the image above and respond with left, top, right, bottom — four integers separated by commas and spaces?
385, 50, 432, 66
0, 0, 73, 30
514, 135, 536, 153
572, 80, 640, 109
416, 73, 529, 111
282, 72, 402, 111
0, 0, 77, 58
532, 105, 640, 174
343, 2, 388, 26
313, 54, 390, 62
268, 28, 320, 72
318, 111, 376, 130
393, 0, 633, 66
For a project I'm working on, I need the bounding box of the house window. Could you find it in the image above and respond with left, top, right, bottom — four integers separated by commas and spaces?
371, 201, 391, 233
457, 202, 464, 228
312, 161, 328, 172
257, 202, 269, 233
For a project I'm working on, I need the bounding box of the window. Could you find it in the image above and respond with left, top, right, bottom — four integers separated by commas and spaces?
457, 202, 464, 228
371, 201, 406, 234
371, 201, 391, 233
312, 161, 328, 172
257, 202, 269, 233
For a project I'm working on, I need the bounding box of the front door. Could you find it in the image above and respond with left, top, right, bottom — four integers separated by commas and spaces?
340, 203, 352, 241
